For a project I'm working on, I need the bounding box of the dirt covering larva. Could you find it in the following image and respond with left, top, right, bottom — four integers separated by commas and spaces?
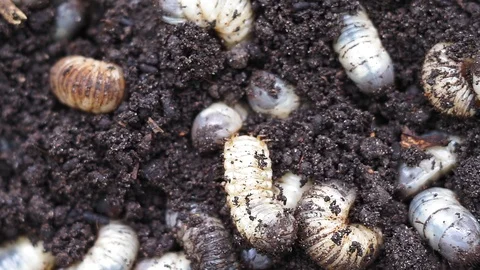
296, 182, 383, 270
67, 221, 139, 270
409, 187, 480, 265
223, 135, 297, 254
333, 7, 394, 93
135, 252, 191, 270
0, 237, 55, 270
159, 0, 254, 48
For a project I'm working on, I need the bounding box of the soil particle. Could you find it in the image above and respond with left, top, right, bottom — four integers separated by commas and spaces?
1, 0, 480, 269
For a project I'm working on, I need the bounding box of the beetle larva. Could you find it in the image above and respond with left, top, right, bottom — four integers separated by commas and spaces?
409, 188, 480, 265
67, 221, 139, 270
54, 0, 86, 41
49, 56, 126, 114
333, 7, 394, 93
0, 237, 55, 270
240, 248, 272, 270
0, 0, 26, 24
296, 182, 383, 270
135, 252, 191, 270
247, 71, 300, 119
167, 210, 240, 270
224, 135, 297, 253
421, 42, 480, 117
273, 172, 312, 210
191, 102, 245, 152
159, 0, 254, 48
397, 135, 460, 199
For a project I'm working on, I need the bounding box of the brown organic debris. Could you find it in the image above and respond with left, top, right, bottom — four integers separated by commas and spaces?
0, 0, 26, 25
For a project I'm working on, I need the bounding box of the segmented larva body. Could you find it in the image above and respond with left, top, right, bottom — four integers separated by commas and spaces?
167, 211, 239, 270
223, 135, 297, 253
409, 188, 480, 265
49, 56, 126, 114
0, 0, 26, 24
421, 42, 480, 117
397, 136, 460, 199
247, 71, 300, 119
68, 221, 139, 270
191, 102, 245, 151
0, 237, 54, 270
135, 252, 191, 270
240, 248, 272, 270
159, 0, 254, 48
296, 182, 383, 270
273, 172, 312, 210
333, 8, 394, 93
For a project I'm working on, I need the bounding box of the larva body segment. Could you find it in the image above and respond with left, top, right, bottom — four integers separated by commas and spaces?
296, 182, 383, 270
273, 172, 312, 210
409, 188, 480, 265
421, 42, 477, 117
0, 237, 54, 270
49, 56, 126, 114
135, 252, 191, 270
333, 8, 394, 93
68, 221, 139, 270
191, 102, 244, 152
223, 135, 297, 254
247, 71, 300, 119
240, 248, 272, 270
168, 210, 240, 270
159, 0, 254, 48
397, 136, 460, 199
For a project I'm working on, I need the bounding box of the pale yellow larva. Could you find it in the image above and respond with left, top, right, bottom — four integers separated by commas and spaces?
135, 252, 191, 270
67, 221, 139, 270
296, 182, 383, 270
223, 135, 297, 254
0, 237, 55, 270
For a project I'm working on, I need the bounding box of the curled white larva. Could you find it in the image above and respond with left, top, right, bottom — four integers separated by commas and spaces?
54, 0, 86, 41
273, 172, 312, 210
159, 0, 254, 48
68, 221, 139, 270
397, 136, 460, 199
409, 188, 480, 265
191, 102, 244, 151
247, 71, 300, 119
223, 135, 297, 253
421, 42, 479, 117
167, 210, 240, 269
333, 7, 394, 93
135, 252, 191, 270
296, 182, 383, 270
240, 248, 272, 270
0, 237, 55, 270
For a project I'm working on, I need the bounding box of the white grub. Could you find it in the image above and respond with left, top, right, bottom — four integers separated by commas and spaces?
223, 135, 297, 253
296, 182, 383, 270
167, 210, 239, 270
409, 188, 480, 265
67, 221, 139, 270
191, 102, 244, 151
54, 0, 86, 41
135, 252, 191, 270
247, 71, 300, 119
333, 7, 394, 93
273, 172, 312, 210
421, 42, 480, 117
397, 136, 461, 199
159, 0, 254, 48
240, 248, 272, 270
0, 237, 54, 270
0, 0, 26, 24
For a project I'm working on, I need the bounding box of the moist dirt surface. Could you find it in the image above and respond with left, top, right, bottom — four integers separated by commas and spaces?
1, 0, 480, 269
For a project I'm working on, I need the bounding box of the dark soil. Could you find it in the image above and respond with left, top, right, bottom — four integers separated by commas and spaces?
1, 0, 480, 269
